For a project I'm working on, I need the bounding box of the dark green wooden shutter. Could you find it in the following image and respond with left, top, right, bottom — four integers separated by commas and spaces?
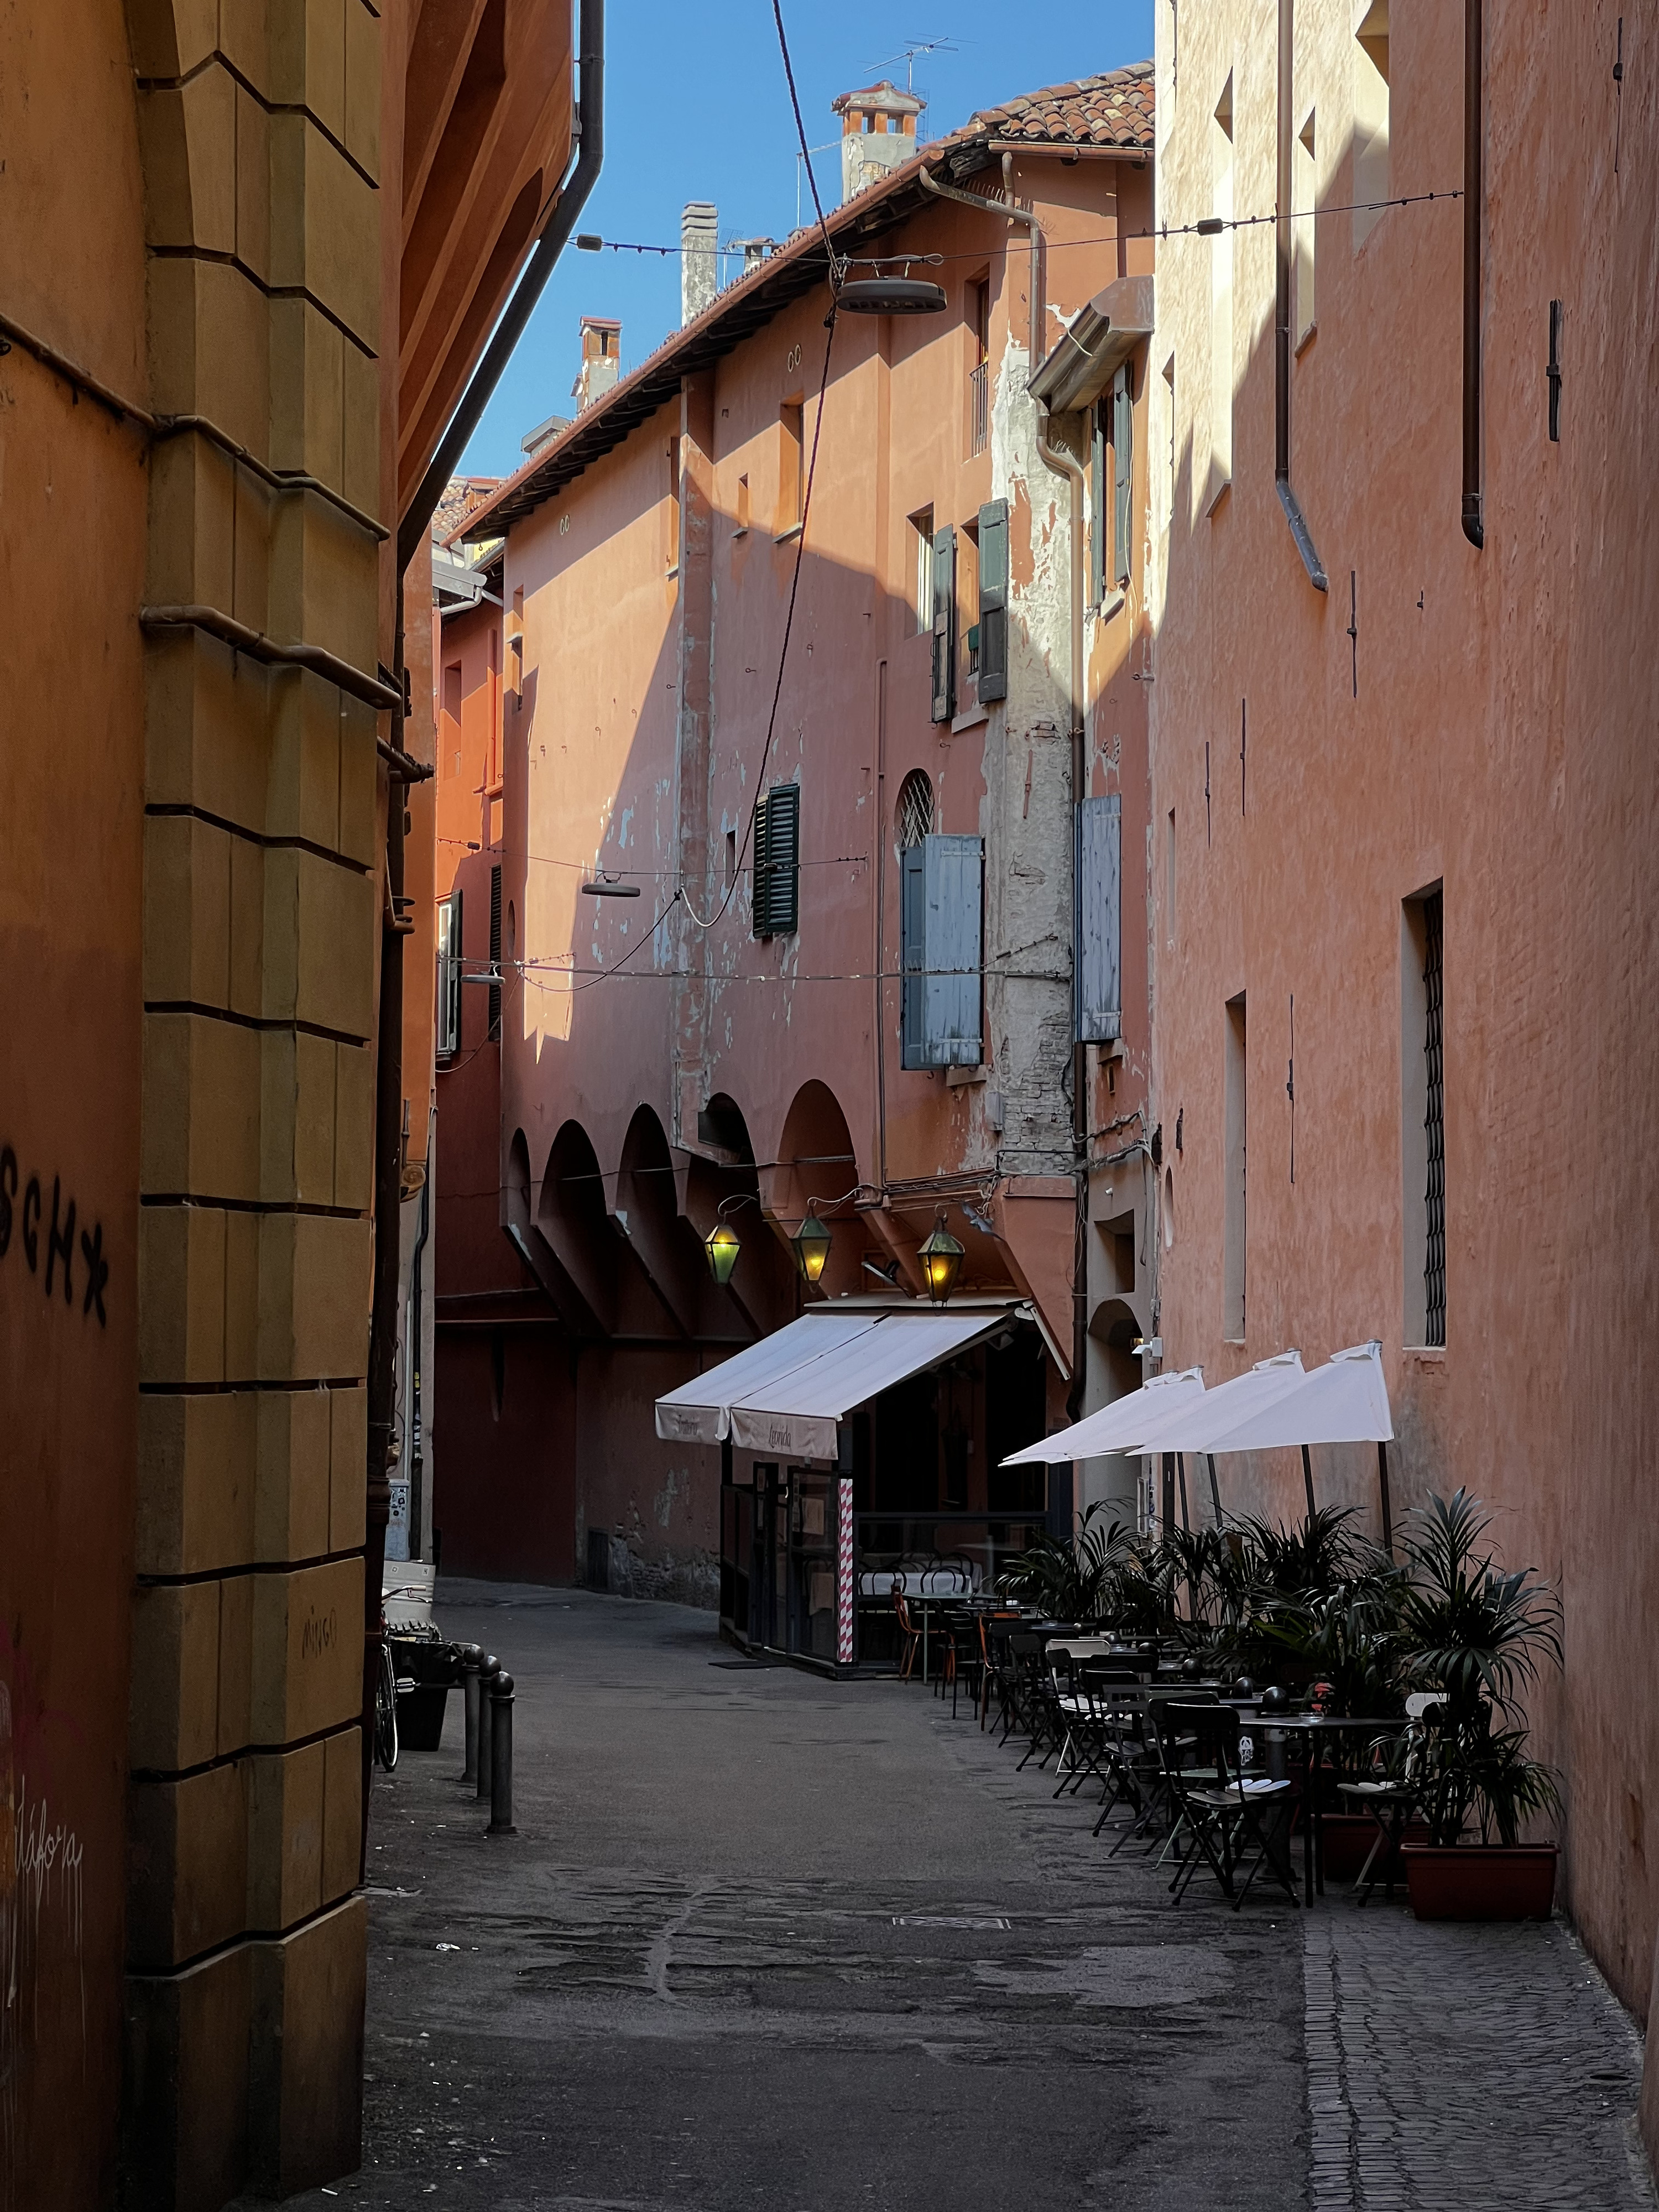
930, 523, 956, 723
977, 499, 1008, 702
753, 781, 800, 937
1113, 368, 1133, 589
1090, 405, 1108, 607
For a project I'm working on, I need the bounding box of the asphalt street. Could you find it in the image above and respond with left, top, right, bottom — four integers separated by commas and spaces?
262, 1584, 1308, 2210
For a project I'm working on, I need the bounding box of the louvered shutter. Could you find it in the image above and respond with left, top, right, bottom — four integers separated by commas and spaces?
900, 843, 927, 1069
754, 782, 800, 937
488, 864, 502, 1040
930, 524, 956, 723
977, 500, 1008, 702
1113, 368, 1133, 589
923, 834, 983, 1065
1075, 794, 1121, 1042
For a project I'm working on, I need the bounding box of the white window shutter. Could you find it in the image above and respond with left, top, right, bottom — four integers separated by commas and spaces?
1076, 795, 1121, 1042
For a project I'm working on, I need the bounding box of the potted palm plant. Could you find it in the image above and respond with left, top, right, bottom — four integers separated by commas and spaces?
1394, 1491, 1564, 1919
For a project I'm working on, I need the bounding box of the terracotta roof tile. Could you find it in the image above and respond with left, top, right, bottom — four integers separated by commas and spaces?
970, 59, 1155, 150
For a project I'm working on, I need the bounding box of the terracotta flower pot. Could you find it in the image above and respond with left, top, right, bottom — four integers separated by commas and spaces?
1401, 1843, 1558, 1921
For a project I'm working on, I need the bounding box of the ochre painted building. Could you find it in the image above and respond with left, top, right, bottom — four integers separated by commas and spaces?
1144, 0, 1659, 2135
0, 1, 575, 2203
436, 69, 1162, 1617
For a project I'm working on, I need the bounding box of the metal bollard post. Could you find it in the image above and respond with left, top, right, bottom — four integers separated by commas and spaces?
487, 1670, 516, 1837
476, 1653, 499, 1799
458, 1644, 483, 1787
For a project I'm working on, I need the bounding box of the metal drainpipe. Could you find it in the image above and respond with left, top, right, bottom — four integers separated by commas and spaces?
407, 1125, 432, 1557
362, 0, 605, 1869
1461, 0, 1484, 549
918, 159, 1089, 1425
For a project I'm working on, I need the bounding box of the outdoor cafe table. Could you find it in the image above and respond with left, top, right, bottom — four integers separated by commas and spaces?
1239, 1713, 1408, 1903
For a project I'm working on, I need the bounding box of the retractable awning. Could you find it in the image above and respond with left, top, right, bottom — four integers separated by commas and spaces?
1000, 1366, 1206, 1466
655, 1310, 880, 1446
655, 1303, 1022, 1460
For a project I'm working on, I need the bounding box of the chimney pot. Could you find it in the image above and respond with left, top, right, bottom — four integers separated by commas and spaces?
681, 201, 718, 325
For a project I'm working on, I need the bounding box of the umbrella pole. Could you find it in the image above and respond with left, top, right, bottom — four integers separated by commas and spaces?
1177, 1453, 1191, 1533
1161, 1452, 1176, 1540
1207, 1453, 1223, 1526
1300, 1443, 1316, 1521
1377, 1440, 1394, 1557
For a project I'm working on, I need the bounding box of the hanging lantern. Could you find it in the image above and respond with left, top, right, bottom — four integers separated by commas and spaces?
704, 1221, 740, 1285
791, 1206, 833, 1286
918, 1215, 964, 1306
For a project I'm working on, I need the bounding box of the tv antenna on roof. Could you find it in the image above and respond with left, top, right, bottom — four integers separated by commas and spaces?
868, 36, 960, 96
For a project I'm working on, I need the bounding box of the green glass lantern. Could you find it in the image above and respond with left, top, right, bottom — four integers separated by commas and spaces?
791, 1206, 833, 1286
704, 1220, 740, 1285
918, 1216, 964, 1305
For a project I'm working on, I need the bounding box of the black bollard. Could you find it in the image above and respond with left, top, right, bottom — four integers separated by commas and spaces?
457, 1644, 483, 1786
476, 1653, 500, 1799
487, 1670, 516, 1837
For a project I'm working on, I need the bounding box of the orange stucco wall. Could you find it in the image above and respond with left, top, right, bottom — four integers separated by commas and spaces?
1148, 0, 1659, 2027
0, 4, 148, 2199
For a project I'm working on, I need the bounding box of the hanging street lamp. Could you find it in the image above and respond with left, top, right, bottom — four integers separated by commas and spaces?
918, 1214, 964, 1306
790, 1205, 833, 1286
704, 1220, 740, 1285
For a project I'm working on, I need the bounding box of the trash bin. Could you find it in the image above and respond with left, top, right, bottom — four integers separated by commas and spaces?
391, 1632, 455, 1751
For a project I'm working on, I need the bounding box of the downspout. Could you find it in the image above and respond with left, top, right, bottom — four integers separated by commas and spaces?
406, 1122, 433, 1559
1461, 0, 1484, 548
919, 158, 1089, 1423
1275, 0, 1327, 591
363, 0, 604, 1864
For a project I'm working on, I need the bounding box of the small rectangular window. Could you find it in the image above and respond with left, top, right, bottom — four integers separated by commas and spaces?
436, 891, 462, 1060
1224, 994, 1246, 1339
488, 864, 502, 1042
1401, 887, 1445, 1347
735, 473, 750, 534
753, 782, 800, 938
968, 276, 990, 456
778, 402, 804, 531
910, 506, 934, 634
726, 828, 737, 886
1166, 810, 1177, 947
667, 436, 681, 571
1353, 4, 1390, 247
957, 521, 980, 693
1294, 109, 1317, 344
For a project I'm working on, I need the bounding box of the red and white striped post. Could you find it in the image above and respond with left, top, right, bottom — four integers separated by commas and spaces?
836, 1475, 855, 1670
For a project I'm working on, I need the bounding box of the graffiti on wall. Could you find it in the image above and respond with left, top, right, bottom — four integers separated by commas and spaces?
0, 1150, 108, 1326
0, 1634, 86, 2206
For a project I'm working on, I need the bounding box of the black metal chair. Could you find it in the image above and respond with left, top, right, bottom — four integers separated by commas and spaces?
1152, 1701, 1298, 1908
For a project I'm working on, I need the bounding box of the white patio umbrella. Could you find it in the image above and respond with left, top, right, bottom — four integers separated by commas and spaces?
1194, 1340, 1396, 1548
1113, 1349, 1307, 1528
999, 1365, 1206, 1466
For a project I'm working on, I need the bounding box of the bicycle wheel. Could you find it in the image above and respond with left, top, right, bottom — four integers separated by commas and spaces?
374, 1640, 399, 1771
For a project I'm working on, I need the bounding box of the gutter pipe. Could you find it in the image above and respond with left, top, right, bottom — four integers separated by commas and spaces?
363, 0, 604, 1865
1275, 0, 1327, 592
1462, 0, 1484, 548
919, 158, 1089, 1424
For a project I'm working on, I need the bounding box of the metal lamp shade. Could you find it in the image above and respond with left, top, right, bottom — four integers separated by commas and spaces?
791, 1210, 833, 1285
837, 278, 947, 315
918, 1220, 964, 1305
704, 1222, 740, 1285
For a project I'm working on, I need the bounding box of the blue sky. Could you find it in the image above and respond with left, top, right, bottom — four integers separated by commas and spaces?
458, 1, 1156, 478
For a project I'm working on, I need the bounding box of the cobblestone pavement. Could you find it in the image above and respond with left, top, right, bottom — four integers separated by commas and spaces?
238, 1587, 1656, 2211
1305, 1903, 1655, 2210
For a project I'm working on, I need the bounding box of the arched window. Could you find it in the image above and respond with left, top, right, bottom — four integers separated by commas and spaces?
896, 768, 933, 851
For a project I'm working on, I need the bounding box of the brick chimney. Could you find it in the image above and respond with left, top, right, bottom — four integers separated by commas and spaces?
571, 316, 622, 410
831, 81, 925, 204
681, 202, 717, 325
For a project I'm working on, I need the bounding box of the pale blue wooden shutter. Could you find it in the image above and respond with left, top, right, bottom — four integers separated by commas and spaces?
900, 843, 927, 1068
977, 500, 1008, 702
930, 524, 956, 723
1076, 795, 1121, 1042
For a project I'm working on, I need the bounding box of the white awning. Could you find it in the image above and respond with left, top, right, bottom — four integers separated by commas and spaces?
654, 1311, 880, 1444
1000, 1367, 1206, 1466
728, 1308, 1014, 1459
1118, 1350, 1308, 1453
656, 1304, 1021, 1459
1197, 1341, 1394, 1451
